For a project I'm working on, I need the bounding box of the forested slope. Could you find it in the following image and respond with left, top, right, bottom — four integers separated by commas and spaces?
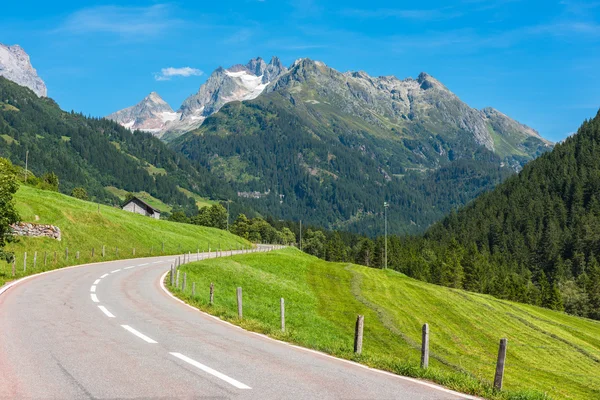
0, 77, 230, 213
401, 110, 600, 319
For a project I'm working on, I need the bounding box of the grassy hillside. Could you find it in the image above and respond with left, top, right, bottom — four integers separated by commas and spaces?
170, 248, 600, 400
0, 185, 249, 286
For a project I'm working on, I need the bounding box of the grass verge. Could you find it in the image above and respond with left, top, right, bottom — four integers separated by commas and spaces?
0, 185, 249, 286
168, 247, 600, 400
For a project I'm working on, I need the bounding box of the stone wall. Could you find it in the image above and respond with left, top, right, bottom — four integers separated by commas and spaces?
10, 222, 61, 241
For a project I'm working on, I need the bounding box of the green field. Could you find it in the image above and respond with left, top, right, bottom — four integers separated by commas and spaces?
170, 248, 600, 400
0, 185, 250, 286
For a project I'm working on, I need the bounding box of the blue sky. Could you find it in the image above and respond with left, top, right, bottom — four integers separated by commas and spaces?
2, 0, 600, 142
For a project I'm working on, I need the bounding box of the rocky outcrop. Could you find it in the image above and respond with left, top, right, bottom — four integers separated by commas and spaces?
106, 92, 180, 135
11, 223, 61, 241
108, 57, 288, 140
0, 43, 47, 97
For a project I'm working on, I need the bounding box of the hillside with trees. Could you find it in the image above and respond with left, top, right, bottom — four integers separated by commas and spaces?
0, 77, 230, 215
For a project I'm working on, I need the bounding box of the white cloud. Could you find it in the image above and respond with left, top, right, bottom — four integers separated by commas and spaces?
155, 67, 204, 81
56, 4, 181, 38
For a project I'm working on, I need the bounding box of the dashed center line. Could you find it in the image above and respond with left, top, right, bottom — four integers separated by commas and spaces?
124, 266, 135, 270
90, 285, 96, 292
93, 279, 100, 285
90, 293, 99, 303
111, 269, 121, 274
138, 263, 149, 266
121, 325, 157, 344
170, 352, 251, 389
100, 273, 109, 278
98, 305, 115, 318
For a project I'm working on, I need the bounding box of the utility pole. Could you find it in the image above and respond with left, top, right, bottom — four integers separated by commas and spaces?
299, 219, 302, 251
24, 150, 29, 182
384, 201, 389, 269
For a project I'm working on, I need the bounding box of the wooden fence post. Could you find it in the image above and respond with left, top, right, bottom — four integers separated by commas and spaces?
76, 251, 80, 260
176, 270, 180, 288
92, 248, 95, 258
54, 251, 57, 263
210, 283, 214, 305
182, 273, 187, 291
192, 282, 196, 296
23, 252, 27, 272
133, 248, 135, 256
12, 258, 15, 276
44, 251, 47, 266
237, 287, 243, 319
281, 298, 285, 332
33, 251, 37, 269
102, 245, 105, 258
421, 323, 429, 369
162, 241, 165, 253
354, 315, 364, 354
170, 265, 174, 286
494, 338, 508, 390
116, 247, 118, 257
65, 248, 68, 261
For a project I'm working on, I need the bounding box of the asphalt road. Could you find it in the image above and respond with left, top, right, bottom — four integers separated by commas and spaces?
0, 247, 475, 399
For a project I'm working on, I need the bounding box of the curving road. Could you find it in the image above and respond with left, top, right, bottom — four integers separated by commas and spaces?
0, 247, 474, 399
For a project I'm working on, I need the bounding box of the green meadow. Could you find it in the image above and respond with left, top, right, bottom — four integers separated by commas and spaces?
0, 185, 249, 286
171, 248, 600, 400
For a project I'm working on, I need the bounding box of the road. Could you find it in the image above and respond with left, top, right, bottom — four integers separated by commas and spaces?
0, 247, 474, 399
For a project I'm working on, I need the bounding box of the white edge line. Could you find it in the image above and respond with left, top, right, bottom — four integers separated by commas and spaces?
159, 269, 480, 400
90, 293, 99, 303
98, 305, 115, 318
170, 352, 251, 389
93, 279, 101, 285
100, 273, 109, 278
111, 269, 121, 273
90, 285, 96, 292
121, 325, 157, 344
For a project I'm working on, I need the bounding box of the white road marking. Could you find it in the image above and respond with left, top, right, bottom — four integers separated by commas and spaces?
138, 263, 149, 266
90, 285, 96, 292
90, 293, 99, 303
93, 279, 100, 285
111, 269, 121, 273
170, 352, 251, 389
121, 325, 157, 344
153, 261, 162, 264
124, 266, 135, 270
100, 274, 109, 278
98, 305, 115, 318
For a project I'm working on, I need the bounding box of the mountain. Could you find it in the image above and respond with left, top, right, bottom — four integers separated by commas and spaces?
107, 57, 288, 140
172, 58, 552, 235
0, 43, 47, 97
411, 110, 600, 319
0, 76, 231, 213
106, 92, 180, 134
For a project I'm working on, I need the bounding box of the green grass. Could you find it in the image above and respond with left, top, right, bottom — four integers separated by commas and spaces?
145, 164, 167, 176
170, 248, 600, 400
0, 185, 250, 286
1, 134, 18, 144
177, 186, 217, 208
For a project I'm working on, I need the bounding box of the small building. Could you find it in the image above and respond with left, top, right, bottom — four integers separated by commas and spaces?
121, 197, 161, 219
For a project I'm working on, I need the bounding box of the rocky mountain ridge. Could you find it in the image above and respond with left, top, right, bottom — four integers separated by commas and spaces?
107, 57, 288, 139
0, 43, 47, 97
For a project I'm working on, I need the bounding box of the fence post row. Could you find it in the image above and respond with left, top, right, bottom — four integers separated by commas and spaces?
494, 338, 508, 390
237, 287, 243, 319
421, 323, 429, 369
354, 315, 364, 355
